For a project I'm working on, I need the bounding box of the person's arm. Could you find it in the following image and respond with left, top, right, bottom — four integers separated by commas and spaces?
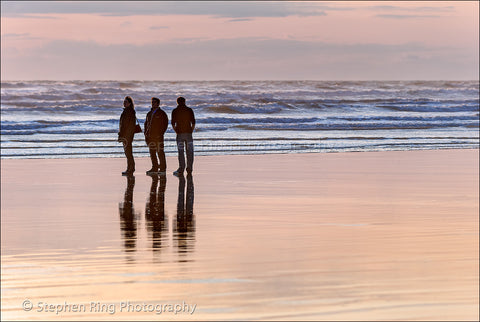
125, 110, 136, 136
171, 110, 178, 133
118, 112, 125, 141
144, 112, 151, 141
190, 109, 196, 132
161, 112, 169, 134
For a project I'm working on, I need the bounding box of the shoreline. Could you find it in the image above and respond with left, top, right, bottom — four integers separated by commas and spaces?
1, 146, 478, 162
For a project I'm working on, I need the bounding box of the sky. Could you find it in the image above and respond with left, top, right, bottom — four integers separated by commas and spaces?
1, 1, 478, 80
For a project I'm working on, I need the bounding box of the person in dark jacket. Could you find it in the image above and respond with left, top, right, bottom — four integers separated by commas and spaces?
118, 96, 137, 176
144, 97, 168, 175
171, 96, 196, 176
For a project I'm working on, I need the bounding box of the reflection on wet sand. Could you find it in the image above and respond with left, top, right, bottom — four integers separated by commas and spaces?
118, 175, 138, 259
118, 173, 195, 261
145, 174, 168, 252
2, 151, 478, 321
174, 174, 195, 260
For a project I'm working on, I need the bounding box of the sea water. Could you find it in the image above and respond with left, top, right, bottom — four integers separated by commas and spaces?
1, 80, 478, 158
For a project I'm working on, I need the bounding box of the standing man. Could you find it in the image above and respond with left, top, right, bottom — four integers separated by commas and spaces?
171, 96, 195, 176
144, 97, 168, 175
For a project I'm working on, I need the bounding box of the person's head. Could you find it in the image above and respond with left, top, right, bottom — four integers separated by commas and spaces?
123, 96, 134, 109
177, 96, 186, 106
151, 97, 160, 109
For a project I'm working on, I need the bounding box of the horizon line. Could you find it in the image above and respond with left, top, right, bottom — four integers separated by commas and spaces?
2, 79, 479, 82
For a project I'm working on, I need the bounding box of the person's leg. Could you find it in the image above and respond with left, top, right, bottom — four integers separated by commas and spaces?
122, 141, 129, 171
124, 140, 135, 172
176, 134, 186, 173
157, 141, 166, 172
148, 143, 159, 170
185, 133, 194, 174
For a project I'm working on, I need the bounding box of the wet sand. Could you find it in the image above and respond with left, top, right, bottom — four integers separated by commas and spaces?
1, 150, 479, 321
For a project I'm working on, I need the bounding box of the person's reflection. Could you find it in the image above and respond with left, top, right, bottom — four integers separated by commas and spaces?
145, 174, 168, 252
174, 174, 195, 260
119, 174, 138, 256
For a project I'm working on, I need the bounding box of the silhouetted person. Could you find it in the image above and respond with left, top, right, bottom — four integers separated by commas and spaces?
145, 174, 168, 252
144, 97, 168, 175
171, 97, 195, 176
174, 174, 195, 259
119, 174, 137, 254
118, 96, 137, 175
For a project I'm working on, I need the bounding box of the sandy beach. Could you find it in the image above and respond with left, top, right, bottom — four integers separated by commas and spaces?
1, 149, 478, 321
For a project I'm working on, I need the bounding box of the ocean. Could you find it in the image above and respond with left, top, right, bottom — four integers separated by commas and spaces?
1, 80, 478, 159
